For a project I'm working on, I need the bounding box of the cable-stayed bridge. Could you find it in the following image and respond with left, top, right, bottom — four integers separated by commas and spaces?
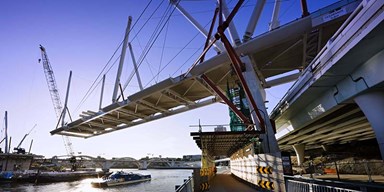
50, 0, 384, 191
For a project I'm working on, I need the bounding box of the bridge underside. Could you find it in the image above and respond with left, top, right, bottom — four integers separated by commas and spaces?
273, 0, 384, 154
277, 104, 375, 151
191, 131, 261, 157
50, 0, 357, 138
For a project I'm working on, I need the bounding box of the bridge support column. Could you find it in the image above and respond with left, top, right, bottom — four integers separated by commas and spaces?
241, 56, 280, 153
354, 91, 384, 159
139, 160, 148, 170
99, 160, 115, 173
293, 144, 305, 166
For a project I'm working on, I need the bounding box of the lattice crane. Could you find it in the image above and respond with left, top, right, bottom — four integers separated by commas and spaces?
39, 45, 75, 156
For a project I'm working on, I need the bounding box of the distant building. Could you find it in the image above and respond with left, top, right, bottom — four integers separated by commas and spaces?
214, 125, 227, 132
183, 155, 201, 161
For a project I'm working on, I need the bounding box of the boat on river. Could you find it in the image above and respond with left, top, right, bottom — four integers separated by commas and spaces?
91, 171, 151, 187
0, 111, 103, 183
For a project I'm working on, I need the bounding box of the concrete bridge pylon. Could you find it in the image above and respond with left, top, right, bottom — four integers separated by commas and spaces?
354, 90, 384, 159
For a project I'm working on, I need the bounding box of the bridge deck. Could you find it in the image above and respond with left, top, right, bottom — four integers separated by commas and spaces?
50, 0, 358, 139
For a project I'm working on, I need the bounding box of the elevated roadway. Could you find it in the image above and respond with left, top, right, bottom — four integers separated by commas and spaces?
271, 0, 384, 162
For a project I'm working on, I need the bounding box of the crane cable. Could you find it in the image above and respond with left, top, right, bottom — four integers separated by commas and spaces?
142, 0, 246, 87
77, 0, 269, 108
133, 28, 156, 80
145, 4, 225, 87
121, 1, 179, 93
130, 0, 166, 43
120, 0, 167, 90
157, 20, 170, 83
74, 0, 153, 113
74, 56, 121, 114
279, 0, 296, 19
145, 32, 202, 88
166, 0, 261, 79
123, 0, 167, 86
136, 3, 174, 67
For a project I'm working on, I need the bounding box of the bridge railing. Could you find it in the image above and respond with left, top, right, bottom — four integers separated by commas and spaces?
175, 176, 193, 192
285, 177, 362, 192
285, 159, 384, 192
285, 175, 384, 192
293, 160, 384, 182
270, 0, 381, 119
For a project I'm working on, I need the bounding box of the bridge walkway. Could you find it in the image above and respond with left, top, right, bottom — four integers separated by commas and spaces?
210, 167, 258, 192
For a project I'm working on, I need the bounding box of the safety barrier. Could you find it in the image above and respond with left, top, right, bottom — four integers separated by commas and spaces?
285, 175, 384, 192
175, 176, 193, 192
294, 160, 384, 182
286, 179, 361, 192
230, 150, 286, 191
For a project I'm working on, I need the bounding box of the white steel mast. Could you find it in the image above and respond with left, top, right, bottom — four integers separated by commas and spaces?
112, 16, 133, 103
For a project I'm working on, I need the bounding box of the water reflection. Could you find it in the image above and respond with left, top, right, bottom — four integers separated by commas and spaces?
0, 169, 192, 192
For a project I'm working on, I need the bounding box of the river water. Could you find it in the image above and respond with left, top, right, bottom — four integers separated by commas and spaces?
0, 169, 193, 192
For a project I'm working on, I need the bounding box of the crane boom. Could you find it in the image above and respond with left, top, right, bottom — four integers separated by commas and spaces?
39, 45, 74, 156
39, 45, 63, 119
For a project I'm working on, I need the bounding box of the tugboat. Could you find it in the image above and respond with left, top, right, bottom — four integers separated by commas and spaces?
91, 171, 151, 187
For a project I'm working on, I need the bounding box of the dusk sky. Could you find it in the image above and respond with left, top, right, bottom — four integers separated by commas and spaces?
0, 0, 339, 159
